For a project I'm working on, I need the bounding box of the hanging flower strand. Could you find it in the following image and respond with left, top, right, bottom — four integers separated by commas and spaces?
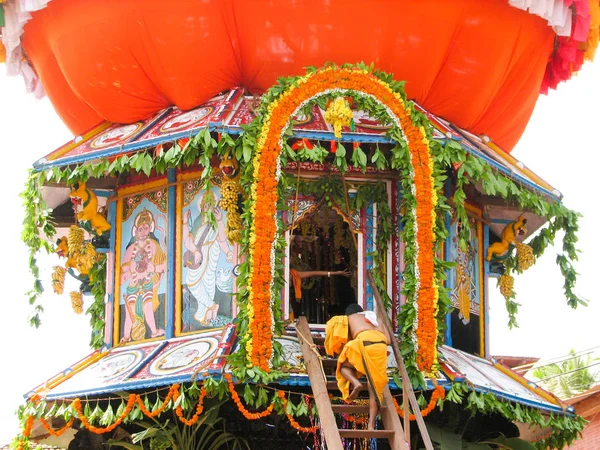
393, 385, 445, 420
224, 374, 275, 419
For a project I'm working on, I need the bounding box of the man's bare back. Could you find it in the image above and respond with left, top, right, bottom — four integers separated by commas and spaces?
340, 305, 392, 429
348, 313, 391, 343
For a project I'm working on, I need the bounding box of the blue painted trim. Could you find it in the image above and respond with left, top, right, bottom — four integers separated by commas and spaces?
483, 224, 491, 358
106, 201, 117, 349
490, 218, 514, 225
33, 122, 225, 171
92, 190, 112, 198
466, 383, 565, 415
166, 169, 177, 339
444, 179, 453, 346
396, 183, 403, 327
458, 139, 560, 201
33, 125, 559, 202
365, 202, 374, 310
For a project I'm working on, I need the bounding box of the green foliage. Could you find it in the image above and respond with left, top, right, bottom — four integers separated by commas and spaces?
532, 349, 599, 399
87, 258, 107, 349
107, 402, 250, 450
443, 381, 586, 450
449, 149, 584, 326
20, 170, 56, 328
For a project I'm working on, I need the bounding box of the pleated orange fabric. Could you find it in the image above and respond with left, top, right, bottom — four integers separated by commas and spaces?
21, 0, 555, 150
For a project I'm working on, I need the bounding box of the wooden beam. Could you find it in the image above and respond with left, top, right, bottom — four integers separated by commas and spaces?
381, 385, 410, 450
295, 317, 343, 450
367, 271, 434, 450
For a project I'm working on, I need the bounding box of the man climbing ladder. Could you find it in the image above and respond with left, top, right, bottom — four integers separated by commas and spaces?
325, 303, 392, 429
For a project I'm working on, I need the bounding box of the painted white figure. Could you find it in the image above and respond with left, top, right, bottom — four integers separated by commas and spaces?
157, 347, 201, 370
183, 190, 233, 325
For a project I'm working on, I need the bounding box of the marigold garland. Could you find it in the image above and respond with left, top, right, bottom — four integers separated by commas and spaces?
392, 385, 445, 420
246, 65, 439, 372
40, 416, 75, 436
17, 415, 34, 449
174, 385, 207, 426
73, 394, 136, 434
224, 374, 275, 420
136, 383, 180, 418
277, 390, 320, 433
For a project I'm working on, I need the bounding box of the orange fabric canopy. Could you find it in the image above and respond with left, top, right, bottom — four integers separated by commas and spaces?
22, 0, 555, 151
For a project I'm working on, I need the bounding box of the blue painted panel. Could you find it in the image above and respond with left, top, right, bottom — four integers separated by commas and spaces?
166, 169, 176, 338
365, 202, 374, 310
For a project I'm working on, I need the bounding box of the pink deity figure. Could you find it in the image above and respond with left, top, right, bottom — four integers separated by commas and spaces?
120, 209, 167, 341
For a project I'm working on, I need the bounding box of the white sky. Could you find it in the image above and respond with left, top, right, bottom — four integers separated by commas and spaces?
0, 61, 598, 444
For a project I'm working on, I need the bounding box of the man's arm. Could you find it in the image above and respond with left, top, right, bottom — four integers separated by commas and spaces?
294, 268, 351, 279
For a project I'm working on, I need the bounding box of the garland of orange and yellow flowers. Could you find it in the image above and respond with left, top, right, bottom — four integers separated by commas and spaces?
15, 380, 319, 445
243, 65, 439, 373
392, 385, 446, 420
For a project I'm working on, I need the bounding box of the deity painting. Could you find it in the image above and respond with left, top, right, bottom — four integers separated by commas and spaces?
181, 182, 235, 332
119, 190, 168, 342
449, 217, 481, 324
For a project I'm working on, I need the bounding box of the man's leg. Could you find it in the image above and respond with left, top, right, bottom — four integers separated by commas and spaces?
367, 383, 379, 430
340, 362, 363, 400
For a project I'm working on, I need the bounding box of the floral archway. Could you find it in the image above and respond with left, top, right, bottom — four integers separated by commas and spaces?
241, 65, 439, 373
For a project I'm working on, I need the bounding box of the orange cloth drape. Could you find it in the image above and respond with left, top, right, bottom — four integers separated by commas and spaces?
289, 269, 302, 301
325, 315, 349, 357
336, 330, 389, 404
22, 0, 555, 151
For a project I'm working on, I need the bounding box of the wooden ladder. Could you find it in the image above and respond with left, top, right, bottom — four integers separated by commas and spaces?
294, 273, 434, 449
295, 316, 406, 449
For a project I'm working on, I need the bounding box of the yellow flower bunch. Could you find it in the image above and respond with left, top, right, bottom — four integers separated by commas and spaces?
324, 97, 353, 138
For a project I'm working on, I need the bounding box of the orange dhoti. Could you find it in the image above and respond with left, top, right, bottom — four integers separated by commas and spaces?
336, 329, 388, 404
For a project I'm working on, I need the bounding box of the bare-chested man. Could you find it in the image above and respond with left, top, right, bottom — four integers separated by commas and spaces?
336, 303, 392, 430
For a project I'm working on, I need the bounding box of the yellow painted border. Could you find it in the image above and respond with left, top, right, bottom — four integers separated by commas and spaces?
175, 180, 183, 336
113, 197, 124, 346
493, 362, 565, 408
477, 215, 485, 356
487, 142, 556, 193
45, 122, 112, 162
463, 202, 486, 357
118, 178, 168, 197
34, 350, 108, 396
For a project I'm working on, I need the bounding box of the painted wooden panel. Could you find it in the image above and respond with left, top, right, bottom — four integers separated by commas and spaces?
116, 187, 169, 343
178, 180, 237, 333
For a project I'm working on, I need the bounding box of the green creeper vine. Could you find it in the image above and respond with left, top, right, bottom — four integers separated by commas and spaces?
442, 139, 584, 327
21, 169, 57, 328
443, 382, 586, 449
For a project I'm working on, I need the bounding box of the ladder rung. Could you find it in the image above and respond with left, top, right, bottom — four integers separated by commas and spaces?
339, 430, 395, 439
332, 404, 387, 414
